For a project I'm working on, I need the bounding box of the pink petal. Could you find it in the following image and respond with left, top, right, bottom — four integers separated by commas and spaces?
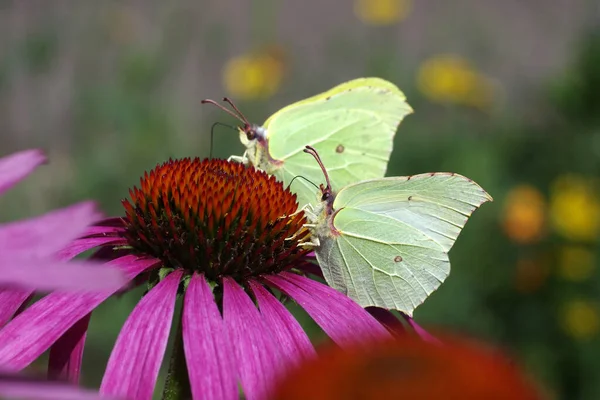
100, 270, 182, 400
223, 277, 281, 400
0, 201, 103, 258
367, 307, 406, 335
91, 217, 126, 228
83, 218, 126, 236
57, 237, 126, 261
297, 262, 323, 278
0, 374, 110, 400
183, 274, 237, 400
403, 315, 442, 344
106, 254, 161, 279
0, 149, 45, 195
264, 272, 390, 346
249, 280, 315, 368
0, 289, 33, 326
0, 255, 155, 370
0, 292, 112, 371
0, 258, 127, 292
48, 314, 91, 384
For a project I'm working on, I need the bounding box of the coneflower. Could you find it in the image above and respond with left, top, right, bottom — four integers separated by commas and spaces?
0, 157, 390, 400
270, 334, 542, 400
0, 149, 125, 305
0, 149, 127, 400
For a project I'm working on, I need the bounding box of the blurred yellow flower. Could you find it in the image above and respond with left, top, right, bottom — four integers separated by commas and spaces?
354, 0, 412, 26
560, 300, 599, 340
502, 185, 546, 244
558, 245, 596, 282
417, 54, 495, 110
223, 46, 287, 101
514, 256, 549, 294
550, 175, 600, 242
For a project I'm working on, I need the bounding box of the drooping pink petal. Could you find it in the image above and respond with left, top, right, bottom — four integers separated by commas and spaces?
223, 277, 282, 400
367, 307, 406, 336
0, 255, 156, 370
100, 270, 182, 400
82, 226, 125, 236
57, 237, 126, 261
183, 273, 237, 400
0, 373, 111, 400
91, 217, 126, 228
0, 292, 112, 371
296, 262, 323, 278
403, 314, 442, 344
249, 280, 315, 368
264, 273, 390, 346
112, 255, 161, 278
83, 218, 126, 236
0, 289, 33, 326
0, 258, 127, 292
48, 314, 91, 384
0, 149, 45, 195
0, 201, 102, 258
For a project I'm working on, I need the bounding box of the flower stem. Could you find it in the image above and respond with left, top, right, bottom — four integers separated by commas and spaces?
162, 306, 191, 400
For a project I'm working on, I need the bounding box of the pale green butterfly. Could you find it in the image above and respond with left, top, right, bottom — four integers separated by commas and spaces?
201, 78, 413, 208
302, 146, 492, 316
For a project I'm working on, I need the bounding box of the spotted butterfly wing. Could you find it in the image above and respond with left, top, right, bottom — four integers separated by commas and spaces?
305, 147, 492, 315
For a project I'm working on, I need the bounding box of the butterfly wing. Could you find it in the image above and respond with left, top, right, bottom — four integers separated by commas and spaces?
262, 78, 413, 207
263, 77, 406, 125
314, 173, 492, 315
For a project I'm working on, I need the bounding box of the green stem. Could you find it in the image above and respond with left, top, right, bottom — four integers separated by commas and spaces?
162, 307, 191, 400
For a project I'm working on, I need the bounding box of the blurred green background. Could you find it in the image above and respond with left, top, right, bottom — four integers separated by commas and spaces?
1, 1, 600, 399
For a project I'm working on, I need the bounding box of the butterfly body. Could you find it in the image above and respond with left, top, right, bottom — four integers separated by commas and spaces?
205, 77, 412, 208
304, 147, 492, 316
238, 124, 282, 173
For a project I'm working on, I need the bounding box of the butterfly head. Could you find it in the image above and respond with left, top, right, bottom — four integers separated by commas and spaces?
319, 184, 333, 203
201, 97, 266, 143
242, 124, 267, 143
304, 145, 335, 210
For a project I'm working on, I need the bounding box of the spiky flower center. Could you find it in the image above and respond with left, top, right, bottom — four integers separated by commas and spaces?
122, 158, 310, 282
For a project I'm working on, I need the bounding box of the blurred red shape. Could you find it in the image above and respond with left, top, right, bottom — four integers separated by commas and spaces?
270, 334, 543, 400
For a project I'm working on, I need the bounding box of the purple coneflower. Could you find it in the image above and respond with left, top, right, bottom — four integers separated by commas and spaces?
0, 157, 391, 400
0, 372, 111, 400
0, 149, 126, 311
0, 149, 129, 400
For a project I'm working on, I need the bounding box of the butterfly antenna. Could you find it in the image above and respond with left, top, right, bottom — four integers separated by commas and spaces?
288, 175, 320, 191
209, 122, 237, 159
303, 146, 332, 191
223, 97, 251, 127
201, 98, 247, 125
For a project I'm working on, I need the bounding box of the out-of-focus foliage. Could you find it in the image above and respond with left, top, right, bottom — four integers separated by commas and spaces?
1, 2, 599, 399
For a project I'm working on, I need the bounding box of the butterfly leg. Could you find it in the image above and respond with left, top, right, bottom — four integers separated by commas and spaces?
284, 214, 313, 242
228, 155, 245, 163
228, 150, 249, 164
287, 203, 313, 219
297, 204, 321, 224
298, 237, 320, 248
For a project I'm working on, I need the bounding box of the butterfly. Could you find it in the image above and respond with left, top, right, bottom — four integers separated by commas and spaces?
202, 78, 412, 208
302, 145, 492, 316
